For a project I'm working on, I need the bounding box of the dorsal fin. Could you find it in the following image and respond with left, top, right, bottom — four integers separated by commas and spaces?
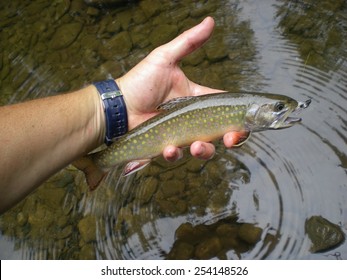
156, 96, 198, 111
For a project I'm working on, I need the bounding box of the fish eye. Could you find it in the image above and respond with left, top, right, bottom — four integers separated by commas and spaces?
274, 102, 285, 112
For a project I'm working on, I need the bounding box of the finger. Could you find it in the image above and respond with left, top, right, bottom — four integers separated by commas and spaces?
160, 17, 215, 62
163, 145, 184, 162
190, 141, 215, 160
223, 131, 250, 148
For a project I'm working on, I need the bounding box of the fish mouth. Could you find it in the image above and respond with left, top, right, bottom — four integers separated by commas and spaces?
283, 116, 302, 126
277, 99, 311, 129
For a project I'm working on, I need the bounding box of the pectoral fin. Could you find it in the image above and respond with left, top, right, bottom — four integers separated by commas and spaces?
233, 131, 251, 147
122, 159, 151, 176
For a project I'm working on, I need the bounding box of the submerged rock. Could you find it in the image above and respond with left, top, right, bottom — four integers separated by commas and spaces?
50, 22, 83, 50
78, 215, 97, 243
195, 237, 222, 259
84, 0, 128, 6
305, 215, 345, 253
238, 223, 263, 245
149, 24, 178, 46
166, 217, 265, 260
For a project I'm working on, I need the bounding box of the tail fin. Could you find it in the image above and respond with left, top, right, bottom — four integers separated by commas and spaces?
72, 156, 106, 191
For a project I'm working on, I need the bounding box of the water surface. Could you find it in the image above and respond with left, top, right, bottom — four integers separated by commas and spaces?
0, 0, 346, 259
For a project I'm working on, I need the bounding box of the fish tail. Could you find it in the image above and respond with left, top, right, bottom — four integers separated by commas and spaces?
72, 155, 106, 191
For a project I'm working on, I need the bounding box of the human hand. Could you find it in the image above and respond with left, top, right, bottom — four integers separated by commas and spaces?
116, 17, 245, 162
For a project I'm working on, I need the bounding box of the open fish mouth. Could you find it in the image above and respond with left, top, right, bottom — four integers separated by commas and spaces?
284, 116, 302, 126
279, 99, 311, 128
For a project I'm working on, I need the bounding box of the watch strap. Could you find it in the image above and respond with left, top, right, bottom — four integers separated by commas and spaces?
93, 79, 128, 145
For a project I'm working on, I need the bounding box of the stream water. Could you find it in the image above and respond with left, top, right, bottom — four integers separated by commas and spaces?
0, 0, 346, 259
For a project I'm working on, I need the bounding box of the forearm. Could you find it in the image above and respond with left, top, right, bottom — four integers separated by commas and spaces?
0, 85, 105, 213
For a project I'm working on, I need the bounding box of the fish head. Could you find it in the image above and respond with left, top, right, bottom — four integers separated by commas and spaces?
245, 94, 311, 131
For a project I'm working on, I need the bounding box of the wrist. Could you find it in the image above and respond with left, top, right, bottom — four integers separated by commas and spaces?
88, 85, 106, 148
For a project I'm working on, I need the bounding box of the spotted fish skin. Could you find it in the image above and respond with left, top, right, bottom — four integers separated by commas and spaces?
91, 92, 301, 170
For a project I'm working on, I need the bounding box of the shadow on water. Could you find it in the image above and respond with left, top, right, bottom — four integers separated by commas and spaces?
0, 0, 346, 259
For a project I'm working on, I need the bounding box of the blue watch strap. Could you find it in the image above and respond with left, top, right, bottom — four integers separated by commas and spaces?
93, 79, 128, 145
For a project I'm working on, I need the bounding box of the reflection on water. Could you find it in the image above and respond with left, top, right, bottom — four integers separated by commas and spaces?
0, 0, 346, 259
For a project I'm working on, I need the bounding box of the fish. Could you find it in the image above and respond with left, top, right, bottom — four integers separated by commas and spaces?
74, 92, 311, 190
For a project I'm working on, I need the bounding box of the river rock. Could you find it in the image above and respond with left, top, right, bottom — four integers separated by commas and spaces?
305, 215, 345, 253
183, 48, 205, 66
194, 237, 222, 259
160, 180, 185, 198
175, 223, 195, 241
50, 22, 83, 50
78, 215, 97, 243
139, 0, 161, 18
149, 24, 178, 46
79, 243, 96, 259
86, 6, 100, 16
84, 0, 127, 6
136, 177, 159, 204
36, 186, 66, 209
93, 60, 123, 80
190, 0, 218, 17
238, 223, 263, 245
99, 31, 132, 60
166, 241, 194, 260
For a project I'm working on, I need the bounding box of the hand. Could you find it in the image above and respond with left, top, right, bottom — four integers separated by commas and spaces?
117, 17, 244, 162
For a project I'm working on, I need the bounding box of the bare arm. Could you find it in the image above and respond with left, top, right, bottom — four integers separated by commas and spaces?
0, 86, 104, 213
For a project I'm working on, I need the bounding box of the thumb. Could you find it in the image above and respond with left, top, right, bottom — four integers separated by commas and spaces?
160, 17, 215, 63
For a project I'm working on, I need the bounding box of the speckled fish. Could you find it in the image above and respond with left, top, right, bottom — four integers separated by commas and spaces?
75, 92, 311, 189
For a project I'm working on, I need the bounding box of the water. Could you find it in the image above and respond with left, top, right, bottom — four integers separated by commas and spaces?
0, 0, 346, 259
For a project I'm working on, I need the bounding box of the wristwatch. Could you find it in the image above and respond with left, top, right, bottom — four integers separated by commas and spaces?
93, 79, 128, 145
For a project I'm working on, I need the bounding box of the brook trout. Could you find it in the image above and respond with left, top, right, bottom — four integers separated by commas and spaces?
75, 92, 311, 189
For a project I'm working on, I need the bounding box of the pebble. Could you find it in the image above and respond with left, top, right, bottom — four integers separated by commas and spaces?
50, 22, 83, 50
305, 215, 345, 253
78, 215, 97, 243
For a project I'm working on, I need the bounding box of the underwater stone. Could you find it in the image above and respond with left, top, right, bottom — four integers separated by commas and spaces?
305, 215, 345, 253
136, 177, 158, 204
183, 47, 205, 66
99, 31, 132, 59
79, 243, 96, 259
216, 223, 239, 238
166, 241, 194, 260
84, 0, 127, 6
50, 22, 83, 50
238, 223, 263, 245
36, 186, 66, 209
55, 225, 73, 239
93, 60, 123, 81
186, 158, 205, 173
78, 215, 97, 243
190, 0, 218, 17
194, 237, 222, 259
149, 24, 178, 47
86, 6, 100, 16
160, 180, 185, 198
139, 0, 161, 18
16, 212, 27, 227
28, 205, 55, 227
175, 223, 195, 241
